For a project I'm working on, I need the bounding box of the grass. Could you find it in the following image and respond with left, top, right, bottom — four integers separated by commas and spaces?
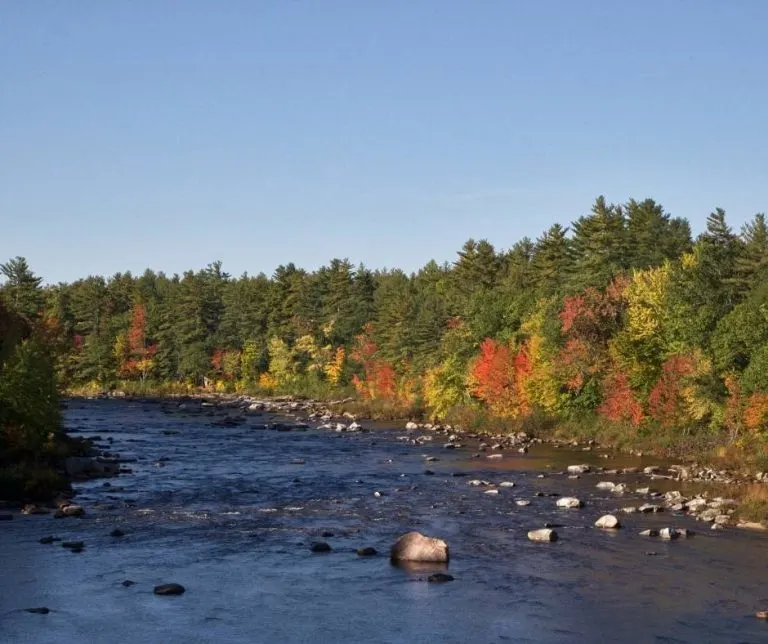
733, 483, 768, 524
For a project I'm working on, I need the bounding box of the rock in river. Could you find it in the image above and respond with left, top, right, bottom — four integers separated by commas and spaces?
154, 583, 185, 596
310, 541, 332, 553
528, 528, 558, 542
427, 573, 454, 583
390, 531, 449, 563
25, 607, 50, 614
567, 464, 590, 475
595, 514, 621, 529
356, 547, 377, 557
556, 497, 583, 509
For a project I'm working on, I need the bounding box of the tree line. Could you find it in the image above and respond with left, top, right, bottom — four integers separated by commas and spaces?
4, 195, 768, 449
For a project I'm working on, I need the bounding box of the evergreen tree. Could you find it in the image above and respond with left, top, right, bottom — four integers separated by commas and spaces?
0, 256, 43, 319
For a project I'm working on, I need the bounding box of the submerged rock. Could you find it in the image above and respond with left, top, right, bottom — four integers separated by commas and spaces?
427, 573, 454, 583
356, 547, 377, 557
154, 583, 185, 595
390, 531, 449, 563
24, 607, 50, 614
310, 541, 332, 553
110, 528, 125, 538
527, 528, 558, 542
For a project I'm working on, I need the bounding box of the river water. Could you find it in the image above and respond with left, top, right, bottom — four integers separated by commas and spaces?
1, 398, 767, 643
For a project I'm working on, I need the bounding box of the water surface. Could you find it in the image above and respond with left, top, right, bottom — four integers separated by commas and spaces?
1, 399, 767, 643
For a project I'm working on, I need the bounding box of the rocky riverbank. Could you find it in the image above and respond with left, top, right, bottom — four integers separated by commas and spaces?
90, 391, 768, 529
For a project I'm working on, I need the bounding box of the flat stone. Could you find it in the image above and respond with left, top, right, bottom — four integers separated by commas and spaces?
556, 497, 583, 509
154, 583, 185, 595
427, 573, 454, 583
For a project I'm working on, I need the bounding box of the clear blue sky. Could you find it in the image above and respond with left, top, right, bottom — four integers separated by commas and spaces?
2, 1, 767, 283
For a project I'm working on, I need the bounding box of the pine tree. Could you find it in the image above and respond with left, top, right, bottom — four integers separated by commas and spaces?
568, 196, 627, 292
531, 224, 572, 296
0, 257, 43, 320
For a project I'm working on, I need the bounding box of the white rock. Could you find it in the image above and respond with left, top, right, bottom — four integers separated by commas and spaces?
527, 528, 558, 542
556, 497, 583, 509
390, 531, 449, 563
499, 481, 515, 488
595, 514, 621, 529
405, 422, 419, 430
567, 464, 591, 475
516, 500, 531, 506
596, 481, 616, 491
484, 489, 500, 495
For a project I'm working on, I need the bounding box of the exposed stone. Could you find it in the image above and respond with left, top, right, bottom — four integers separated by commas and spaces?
154, 583, 185, 595
595, 514, 621, 529
516, 500, 531, 507
484, 489, 499, 495
638, 504, 664, 513
567, 464, 590, 475
639, 529, 659, 537
556, 497, 583, 509
596, 481, 616, 491
405, 422, 419, 430
528, 528, 558, 542
499, 481, 515, 488
390, 531, 449, 563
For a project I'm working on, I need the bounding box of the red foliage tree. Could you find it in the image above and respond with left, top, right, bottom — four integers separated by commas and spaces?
647, 355, 695, 428
597, 372, 644, 426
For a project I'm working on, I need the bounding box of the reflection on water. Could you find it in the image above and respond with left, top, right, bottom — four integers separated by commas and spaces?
1, 399, 767, 643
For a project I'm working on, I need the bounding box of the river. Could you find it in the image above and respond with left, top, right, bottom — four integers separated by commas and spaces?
1, 398, 767, 643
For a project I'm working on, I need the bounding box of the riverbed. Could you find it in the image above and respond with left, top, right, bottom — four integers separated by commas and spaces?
1, 398, 767, 643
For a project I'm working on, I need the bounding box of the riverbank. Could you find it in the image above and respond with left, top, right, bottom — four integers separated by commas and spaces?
68, 391, 768, 526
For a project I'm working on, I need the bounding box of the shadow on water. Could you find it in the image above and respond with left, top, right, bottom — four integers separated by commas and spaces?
1, 398, 768, 643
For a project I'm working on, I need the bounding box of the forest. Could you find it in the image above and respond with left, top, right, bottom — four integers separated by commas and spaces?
4, 196, 768, 464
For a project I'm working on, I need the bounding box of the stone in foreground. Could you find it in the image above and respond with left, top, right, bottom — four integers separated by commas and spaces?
390, 531, 449, 563
154, 583, 185, 595
528, 528, 558, 542
595, 514, 621, 529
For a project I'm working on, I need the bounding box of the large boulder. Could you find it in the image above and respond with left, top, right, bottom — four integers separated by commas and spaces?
390, 531, 449, 563
528, 528, 558, 542
595, 514, 621, 529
